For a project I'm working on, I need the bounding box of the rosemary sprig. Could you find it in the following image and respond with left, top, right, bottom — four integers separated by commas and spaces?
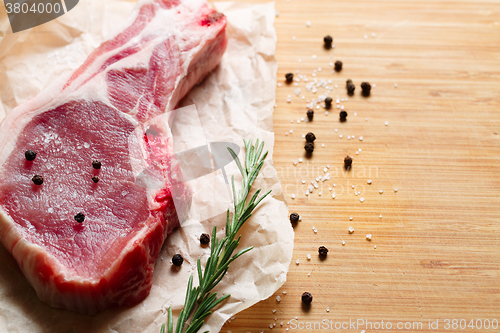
161, 139, 271, 333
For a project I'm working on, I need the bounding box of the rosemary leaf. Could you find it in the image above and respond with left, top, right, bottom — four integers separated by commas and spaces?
163, 139, 270, 333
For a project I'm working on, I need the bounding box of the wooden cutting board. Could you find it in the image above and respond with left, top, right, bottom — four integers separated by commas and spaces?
223, 0, 500, 331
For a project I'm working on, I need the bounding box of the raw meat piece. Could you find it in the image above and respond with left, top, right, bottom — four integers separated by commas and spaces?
0, 0, 227, 315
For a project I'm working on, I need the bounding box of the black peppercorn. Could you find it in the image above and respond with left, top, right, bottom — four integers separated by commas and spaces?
306, 109, 314, 121
361, 81, 371, 96
25, 150, 37, 161
200, 233, 210, 245
32, 175, 43, 185
92, 160, 102, 169
172, 254, 184, 266
339, 110, 348, 122
334, 60, 342, 72
318, 246, 329, 257
301, 292, 313, 304
347, 83, 355, 95
305, 132, 316, 142
92, 176, 99, 183
305, 142, 314, 153
323, 35, 333, 49
344, 156, 353, 169
74, 213, 85, 223
285, 73, 294, 83
324, 97, 332, 109
289, 212, 300, 223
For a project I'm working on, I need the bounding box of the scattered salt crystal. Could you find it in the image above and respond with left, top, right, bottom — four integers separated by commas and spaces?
302, 180, 306, 184
366, 234, 372, 241
385, 121, 389, 126
367, 179, 372, 184
349, 216, 353, 220
359, 136, 364, 141
283, 291, 287, 294
307, 273, 311, 277
297, 120, 300, 123
324, 168, 328, 173
331, 193, 336, 199
360, 198, 365, 203
326, 308, 330, 312
290, 129, 293, 133
296, 259, 300, 265
379, 214, 383, 218
339, 134, 343, 138
298, 59, 302, 62
307, 254, 311, 260
318, 192, 322, 196
342, 241, 345, 245
272, 309, 277, 313
276, 295, 281, 302
374, 245, 377, 249
285, 132, 289, 136
277, 83, 281, 87
354, 112, 357, 116
306, 21, 311, 27
394, 83, 398, 88
312, 54, 316, 59
347, 135, 351, 140
348, 226, 354, 233
291, 194, 295, 199
355, 151, 359, 155
334, 128, 338, 132
292, 36, 296, 41
379, 189, 383, 194
364, 34, 368, 39
275, 10, 279, 16
394, 188, 398, 192
371, 32, 376, 37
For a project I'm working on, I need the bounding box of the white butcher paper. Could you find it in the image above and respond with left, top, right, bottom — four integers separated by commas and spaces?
0, 1, 293, 332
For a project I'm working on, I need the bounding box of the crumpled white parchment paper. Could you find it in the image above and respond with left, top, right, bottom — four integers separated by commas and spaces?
0, 0, 293, 332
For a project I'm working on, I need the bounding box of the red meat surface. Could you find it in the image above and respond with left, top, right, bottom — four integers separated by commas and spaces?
0, 0, 227, 315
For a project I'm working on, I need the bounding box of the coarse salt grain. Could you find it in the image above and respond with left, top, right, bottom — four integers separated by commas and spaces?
394, 188, 398, 192
296, 259, 300, 265
291, 194, 295, 199
379, 214, 383, 218
306, 21, 311, 27
307, 254, 311, 260
359, 136, 363, 141
379, 189, 383, 194
385, 121, 389, 126
348, 226, 354, 233
366, 234, 372, 241
331, 193, 336, 199
342, 241, 345, 245
349, 216, 353, 220
276, 295, 281, 302
367, 179, 372, 184
360, 197, 365, 203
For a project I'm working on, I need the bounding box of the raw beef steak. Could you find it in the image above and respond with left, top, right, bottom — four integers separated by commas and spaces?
0, 0, 227, 315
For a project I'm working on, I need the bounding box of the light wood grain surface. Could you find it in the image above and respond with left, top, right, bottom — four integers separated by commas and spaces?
222, 0, 500, 332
